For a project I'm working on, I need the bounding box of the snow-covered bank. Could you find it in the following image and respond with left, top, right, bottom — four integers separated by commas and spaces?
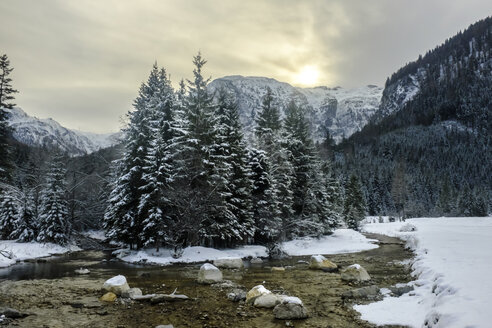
0, 240, 79, 268
119, 229, 378, 265
356, 217, 492, 328
282, 229, 378, 255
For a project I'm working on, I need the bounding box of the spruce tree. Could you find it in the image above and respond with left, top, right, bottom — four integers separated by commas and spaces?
138, 67, 178, 249
0, 190, 18, 239
104, 63, 162, 248
343, 174, 366, 231
37, 155, 70, 245
0, 54, 17, 184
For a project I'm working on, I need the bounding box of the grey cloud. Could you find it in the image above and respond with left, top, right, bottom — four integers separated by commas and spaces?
1, 0, 491, 132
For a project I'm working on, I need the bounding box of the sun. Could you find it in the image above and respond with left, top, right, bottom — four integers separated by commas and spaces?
296, 65, 319, 86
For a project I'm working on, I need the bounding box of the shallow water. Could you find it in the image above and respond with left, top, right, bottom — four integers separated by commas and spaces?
0, 234, 413, 328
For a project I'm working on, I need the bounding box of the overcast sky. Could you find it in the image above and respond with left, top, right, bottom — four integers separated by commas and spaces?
1, 0, 491, 133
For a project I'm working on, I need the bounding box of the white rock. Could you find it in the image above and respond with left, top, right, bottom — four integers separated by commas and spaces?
246, 285, 271, 304
309, 255, 338, 271
213, 257, 244, 269
197, 263, 223, 284
254, 294, 281, 308
279, 296, 303, 305
102, 275, 130, 296
74, 268, 90, 275
121, 288, 143, 299
341, 264, 371, 282
250, 257, 263, 264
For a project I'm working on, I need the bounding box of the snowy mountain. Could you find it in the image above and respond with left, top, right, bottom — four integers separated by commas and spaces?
208, 76, 382, 142
5, 107, 121, 156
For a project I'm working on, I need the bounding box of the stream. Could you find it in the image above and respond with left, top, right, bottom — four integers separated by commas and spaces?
0, 234, 413, 328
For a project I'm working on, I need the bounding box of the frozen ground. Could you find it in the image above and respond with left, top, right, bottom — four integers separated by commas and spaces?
356, 217, 492, 328
119, 229, 378, 265
0, 240, 79, 268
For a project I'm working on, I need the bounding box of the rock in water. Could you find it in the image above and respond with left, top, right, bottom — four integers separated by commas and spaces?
99, 292, 117, 302
273, 297, 308, 320
197, 263, 223, 284
213, 257, 244, 269
254, 294, 280, 308
341, 264, 371, 282
246, 285, 271, 304
250, 257, 263, 264
75, 268, 90, 275
309, 255, 338, 272
121, 288, 143, 299
271, 267, 285, 272
342, 285, 379, 299
102, 275, 130, 296
0, 307, 28, 319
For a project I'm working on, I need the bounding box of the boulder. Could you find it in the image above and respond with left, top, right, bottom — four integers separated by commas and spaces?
246, 285, 271, 304
342, 285, 379, 299
227, 289, 247, 302
341, 264, 371, 282
273, 297, 308, 320
271, 266, 285, 272
99, 292, 117, 302
309, 255, 338, 272
121, 287, 143, 299
0, 307, 28, 319
250, 257, 263, 264
102, 275, 130, 296
74, 268, 90, 275
389, 284, 414, 296
254, 293, 280, 308
197, 263, 223, 284
213, 257, 244, 269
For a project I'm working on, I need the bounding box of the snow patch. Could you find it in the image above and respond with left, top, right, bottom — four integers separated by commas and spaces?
0, 240, 79, 268
358, 217, 492, 328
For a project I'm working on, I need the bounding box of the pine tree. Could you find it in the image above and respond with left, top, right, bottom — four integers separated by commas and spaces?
37, 155, 70, 245
0, 190, 19, 239
138, 67, 178, 249
104, 64, 162, 248
0, 54, 17, 184
343, 174, 366, 231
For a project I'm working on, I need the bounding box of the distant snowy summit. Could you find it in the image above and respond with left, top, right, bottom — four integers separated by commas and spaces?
5, 107, 121, 156
208, 75, 383, 142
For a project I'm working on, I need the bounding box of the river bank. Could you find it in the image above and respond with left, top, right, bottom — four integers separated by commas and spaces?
0, 233, 413, 328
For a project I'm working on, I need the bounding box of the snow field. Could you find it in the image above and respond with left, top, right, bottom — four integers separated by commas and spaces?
356, 217, 492, 328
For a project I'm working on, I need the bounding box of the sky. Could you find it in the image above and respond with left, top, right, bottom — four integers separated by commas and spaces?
1, 0, 491, 133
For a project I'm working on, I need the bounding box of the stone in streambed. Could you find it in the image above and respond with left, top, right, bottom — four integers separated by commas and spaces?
309, 254, 338, 272
121, 287, 143, 299
197, 263, 223, 284
273, 297, 308, 320
341, 264, 371, 282
213, 257, 244, 269
102, 275, 130, 296
99, 292, 117, 302
246, 285, 271, 304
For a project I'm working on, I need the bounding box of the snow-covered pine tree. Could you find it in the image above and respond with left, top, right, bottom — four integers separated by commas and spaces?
0, 54, 17, 184
138, 67, 178, 249
247, 147, 280, 244
104, 63, 162, 248
343, 174, 366, 231
253, 87, 291, 243
37, 155, 70, 245
9, 186, 36, 241
208, 90, 254, 247
0, 189, 19, 239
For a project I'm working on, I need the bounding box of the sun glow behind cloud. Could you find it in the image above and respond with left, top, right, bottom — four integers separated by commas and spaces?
295, 65, 320, 86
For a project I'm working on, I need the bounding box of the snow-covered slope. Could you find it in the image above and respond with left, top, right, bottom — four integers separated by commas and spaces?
208, 76, 382, 142
4, 107, 120, 156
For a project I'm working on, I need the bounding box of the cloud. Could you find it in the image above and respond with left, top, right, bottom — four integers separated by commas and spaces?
1, 0, 491, 132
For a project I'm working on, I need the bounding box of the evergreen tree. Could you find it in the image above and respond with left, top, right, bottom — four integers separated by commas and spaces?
0, 190, 18, 239
343, 174, 366, 231
0, 54, 17, 184
37, 155, 70, 245
138, 67, 178, 249
104, 63, 162, 248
